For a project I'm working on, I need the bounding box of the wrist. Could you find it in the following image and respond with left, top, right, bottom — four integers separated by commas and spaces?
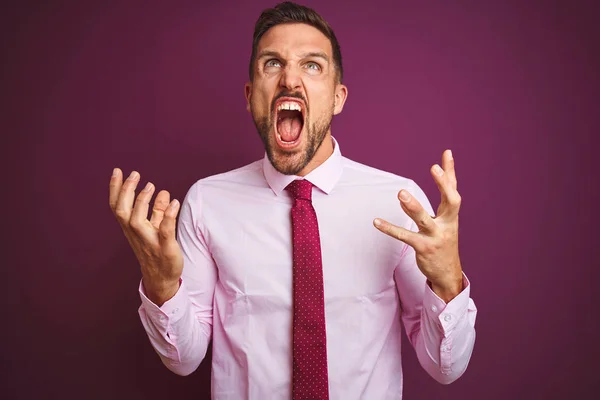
143, 278, 181, 307
430, 274, 463, 303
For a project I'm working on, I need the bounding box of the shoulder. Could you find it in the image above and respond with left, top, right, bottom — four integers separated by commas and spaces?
339, 156, 432, 211
184, 159, 265, 203
340, 156, 416, 189
198, 159, 263, 185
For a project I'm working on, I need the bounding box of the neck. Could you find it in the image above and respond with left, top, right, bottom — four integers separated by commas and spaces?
296, 132, 334, 177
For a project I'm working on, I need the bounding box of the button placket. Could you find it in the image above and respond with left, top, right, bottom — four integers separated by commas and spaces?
440, 336, 453, 374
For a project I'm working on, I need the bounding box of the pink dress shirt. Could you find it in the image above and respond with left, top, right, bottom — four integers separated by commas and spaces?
138, 137, 477, 399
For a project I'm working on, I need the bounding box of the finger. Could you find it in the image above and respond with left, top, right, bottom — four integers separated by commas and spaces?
150, 190, 171, 230
441, 149, 457, 190
109, 168, 123, 212
158, 199, 180, 246
430, 164, 461, 219
130, 182, 156, 232
430, 163, 458, 208
373, 218, 423, 250
114, 171, 141, 224
398, 190, 438, 233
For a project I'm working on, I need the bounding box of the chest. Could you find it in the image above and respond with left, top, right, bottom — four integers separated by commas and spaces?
203, 193, 406, 300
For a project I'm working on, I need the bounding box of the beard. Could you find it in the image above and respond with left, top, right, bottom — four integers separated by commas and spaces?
251, 93, 334, 176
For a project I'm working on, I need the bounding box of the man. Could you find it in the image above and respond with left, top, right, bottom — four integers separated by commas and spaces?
109, 2, 476, 399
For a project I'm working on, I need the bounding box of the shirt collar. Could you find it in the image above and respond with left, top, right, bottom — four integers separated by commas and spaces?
262, 136, 343, 196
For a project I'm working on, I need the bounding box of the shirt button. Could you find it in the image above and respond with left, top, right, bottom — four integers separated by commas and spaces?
441, 345, 449, 352
159, 315, 166, 322
172, 308, 179, 314
431, 305, 438, 313
443, 314, 452, 322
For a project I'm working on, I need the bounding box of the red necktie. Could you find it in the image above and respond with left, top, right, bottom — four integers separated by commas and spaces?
286, 179, 329, 400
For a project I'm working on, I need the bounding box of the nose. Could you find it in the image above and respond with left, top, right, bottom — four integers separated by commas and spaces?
279, 64, 302, 91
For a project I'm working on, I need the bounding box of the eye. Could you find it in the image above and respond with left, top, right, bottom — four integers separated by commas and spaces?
305, 62, 321, 71
265, 59, 282, 68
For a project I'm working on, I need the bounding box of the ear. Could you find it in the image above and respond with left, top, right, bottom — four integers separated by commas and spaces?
333, 83, 348, 115
244, 82, 252, 112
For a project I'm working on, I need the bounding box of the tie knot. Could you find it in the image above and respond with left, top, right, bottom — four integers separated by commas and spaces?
285, 179, 313, 201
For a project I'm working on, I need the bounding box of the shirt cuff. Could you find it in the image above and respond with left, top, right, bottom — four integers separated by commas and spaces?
138, 278, 188, 325
423, 273, 471, 333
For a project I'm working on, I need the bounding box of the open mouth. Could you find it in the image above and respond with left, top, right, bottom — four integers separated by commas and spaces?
275, 98, 305, 148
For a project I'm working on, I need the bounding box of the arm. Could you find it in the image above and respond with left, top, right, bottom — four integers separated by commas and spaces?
394, 219, 477, 383
137, 183, 217, 376
109, 169, 217, 375
374, 150, 477, 383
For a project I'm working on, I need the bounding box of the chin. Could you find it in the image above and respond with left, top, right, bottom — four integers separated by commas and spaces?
252, 97, 332, 176
266, 136, 310, 175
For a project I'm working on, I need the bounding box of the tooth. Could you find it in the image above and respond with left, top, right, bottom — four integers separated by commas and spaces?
277, 101, 304, 112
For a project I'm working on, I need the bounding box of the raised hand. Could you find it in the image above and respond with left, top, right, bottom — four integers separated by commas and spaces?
373, 150, 463, 302
109, 168, 183, 306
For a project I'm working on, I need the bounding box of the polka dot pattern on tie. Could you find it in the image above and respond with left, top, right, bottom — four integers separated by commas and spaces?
286, 179, 329, 400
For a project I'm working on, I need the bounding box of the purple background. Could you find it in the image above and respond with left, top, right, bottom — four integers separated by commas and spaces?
2, 0, 598, 399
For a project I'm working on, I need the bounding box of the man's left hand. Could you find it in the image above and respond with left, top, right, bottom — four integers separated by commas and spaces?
374, 149, 463, 303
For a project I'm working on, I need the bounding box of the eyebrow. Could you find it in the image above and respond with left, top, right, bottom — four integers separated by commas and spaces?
257, 50, 330, 63
299, 51, 330, 63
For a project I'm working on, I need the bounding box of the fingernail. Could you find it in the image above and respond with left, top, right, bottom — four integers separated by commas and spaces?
143, 182, 152, 192
129, 171, 139, 180
112, 168, 118, 177
170, 199, 179, 210
399, 190, 411, 202
374, 218, 381, 226
433, 165, 444, 176
448, 149, 453, 159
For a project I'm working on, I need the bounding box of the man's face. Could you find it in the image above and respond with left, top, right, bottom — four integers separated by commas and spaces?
245, 23, 347, 176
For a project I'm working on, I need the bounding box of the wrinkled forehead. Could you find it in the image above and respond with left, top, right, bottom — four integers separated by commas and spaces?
257, 23, 333, 60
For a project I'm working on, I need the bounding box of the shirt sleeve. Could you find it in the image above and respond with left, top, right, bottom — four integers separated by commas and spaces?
137, 182, 217, 376
393, 180, 477, 384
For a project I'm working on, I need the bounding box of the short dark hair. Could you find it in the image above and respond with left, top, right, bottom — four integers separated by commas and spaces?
249, 2, 343, 83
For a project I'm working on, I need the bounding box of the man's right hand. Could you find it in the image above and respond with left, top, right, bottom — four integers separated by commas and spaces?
109, 168, 183, 306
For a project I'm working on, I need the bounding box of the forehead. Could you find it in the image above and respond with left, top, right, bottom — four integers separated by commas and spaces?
258, 23, 332, 58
